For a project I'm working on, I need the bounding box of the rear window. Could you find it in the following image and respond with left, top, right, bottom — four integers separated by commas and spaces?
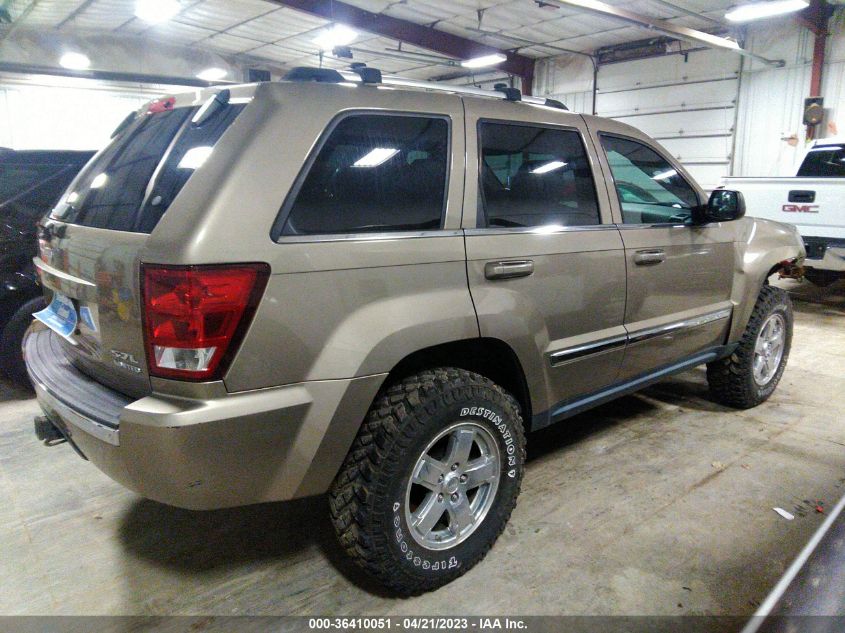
274, 113, 449, 237
51, 101, 245, 233
797, 144, 845, 178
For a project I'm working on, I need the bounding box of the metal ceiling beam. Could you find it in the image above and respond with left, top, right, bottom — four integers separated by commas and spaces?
265, 0, 536, 93
538, 0, 785, 67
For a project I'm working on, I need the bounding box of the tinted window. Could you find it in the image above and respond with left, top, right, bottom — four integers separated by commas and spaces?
600, 135, 699, 224
278, 114, 448, 236
797, 144, 845, 177
51, 102, 244, 233
0, 165, 82, 224
478, 123, 600, 228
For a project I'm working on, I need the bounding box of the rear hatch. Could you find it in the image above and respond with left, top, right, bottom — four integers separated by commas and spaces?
34, 90, 248, 398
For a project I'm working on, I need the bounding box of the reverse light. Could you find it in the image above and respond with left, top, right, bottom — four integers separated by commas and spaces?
142, 264, 270, 380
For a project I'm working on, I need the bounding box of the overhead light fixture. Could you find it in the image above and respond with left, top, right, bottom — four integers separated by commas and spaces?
531, 160, 567, 174
178, 146, 214, 170
135, 0, 181, 23
313, 24, 358, 51
353, 148, 399, 168
725, 0, 808, 22
197, 67, 227, 82
652, 168, 678, 181
59, 52, 91, 70
461, 53, 507, 68
89, 173, 109, 189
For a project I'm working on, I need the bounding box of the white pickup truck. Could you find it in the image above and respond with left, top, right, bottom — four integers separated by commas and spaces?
723, 138, 845, 286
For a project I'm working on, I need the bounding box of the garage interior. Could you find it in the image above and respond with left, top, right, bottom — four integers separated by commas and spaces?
1, 0, 845, 622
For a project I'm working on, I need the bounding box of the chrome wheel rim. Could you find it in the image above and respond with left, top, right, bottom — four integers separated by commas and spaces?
753, 313, 786, 386
404, 422, 501, 551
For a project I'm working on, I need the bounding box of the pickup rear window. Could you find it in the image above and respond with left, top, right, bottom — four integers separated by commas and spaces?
51, 101, 245, 233
797, 144, 845, 178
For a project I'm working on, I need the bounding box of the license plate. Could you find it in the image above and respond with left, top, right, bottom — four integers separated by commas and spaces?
33, 293, 78, 341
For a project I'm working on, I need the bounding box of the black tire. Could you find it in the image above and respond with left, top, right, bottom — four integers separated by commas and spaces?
329, 367, 526, 595
0, 296, 45, 386
706, 286, 792, 409
804, 269, 841, 287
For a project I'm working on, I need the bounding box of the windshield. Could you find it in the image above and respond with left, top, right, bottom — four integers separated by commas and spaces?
51, 100, 245, 233
797, 144, 845, 178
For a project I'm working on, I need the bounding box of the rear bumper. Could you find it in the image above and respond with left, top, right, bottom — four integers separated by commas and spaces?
24, 325, 384, 510
803, 237, 845, 272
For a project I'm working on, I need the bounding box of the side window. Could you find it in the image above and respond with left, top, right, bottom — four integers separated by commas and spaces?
478, 122, 600, 228
279, 114, 449, 236
600, 135, 700, 225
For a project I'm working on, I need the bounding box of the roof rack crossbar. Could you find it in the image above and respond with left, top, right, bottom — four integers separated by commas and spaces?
336, 70, 568, 110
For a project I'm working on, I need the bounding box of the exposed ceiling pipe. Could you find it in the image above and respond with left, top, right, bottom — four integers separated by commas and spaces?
536, 0, 785, 67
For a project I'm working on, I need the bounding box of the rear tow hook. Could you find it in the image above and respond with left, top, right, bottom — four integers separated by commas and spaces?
34, 416, 66, 446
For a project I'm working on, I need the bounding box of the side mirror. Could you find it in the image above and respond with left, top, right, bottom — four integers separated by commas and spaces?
693, 189, 746, 224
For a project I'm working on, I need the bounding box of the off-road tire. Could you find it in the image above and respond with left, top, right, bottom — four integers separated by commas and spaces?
706, 286, 792, 409
0, 297, 44, 386
329, 368, 526, 595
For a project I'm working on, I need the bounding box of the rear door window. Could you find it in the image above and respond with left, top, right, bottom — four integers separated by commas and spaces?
274, 113, 449, 237
51, 100, 245, 233
478, 122, 601, 228
797, 144, 845, 177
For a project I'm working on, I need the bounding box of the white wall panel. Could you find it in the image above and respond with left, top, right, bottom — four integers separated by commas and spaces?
594, 50, 740, 191
596, 79, 737, 118
611, 108, 737, 139
535, 15, 845, 187
0, 75, 185, 150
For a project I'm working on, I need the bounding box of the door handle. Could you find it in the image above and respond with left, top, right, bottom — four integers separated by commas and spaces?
484, 259, 534, 280
788, 190, 815, 203
633, 250, 666, 266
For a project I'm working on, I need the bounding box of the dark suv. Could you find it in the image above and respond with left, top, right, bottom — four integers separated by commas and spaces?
0, 149, 93, 382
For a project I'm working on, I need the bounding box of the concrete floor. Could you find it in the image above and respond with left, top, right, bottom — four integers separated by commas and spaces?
1, 280, 844, 616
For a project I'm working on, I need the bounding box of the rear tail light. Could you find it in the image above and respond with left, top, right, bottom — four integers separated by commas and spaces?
142, 263, 270, 381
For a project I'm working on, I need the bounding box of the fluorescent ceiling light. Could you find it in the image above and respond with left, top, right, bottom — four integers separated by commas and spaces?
197, 67, 227, 82
461, 53, 507, 68
531, 160, 567, 174
59, 52, 90, 70
178, 146, 214, 170
725, 0, 808, 22
135, 0, 181, 23
313, 25, 358, 51
353, 148, 399, 168
652, 168, 677, 181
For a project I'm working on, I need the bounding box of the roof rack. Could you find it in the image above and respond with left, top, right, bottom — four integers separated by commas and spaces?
281, 66, 568, 110
350, 72, 569, 110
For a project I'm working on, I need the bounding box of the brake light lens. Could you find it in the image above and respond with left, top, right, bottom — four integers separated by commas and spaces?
142, 263, 270, 381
